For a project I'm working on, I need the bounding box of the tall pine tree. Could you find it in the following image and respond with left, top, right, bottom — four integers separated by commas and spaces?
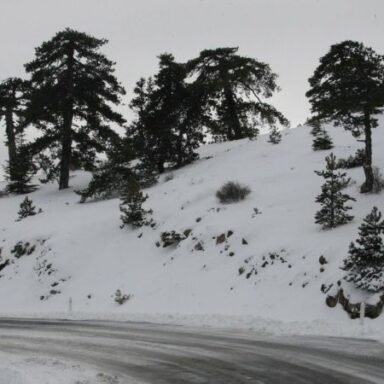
0, 78, 35, 193
187, 47, 289, 141
306, 41, 384, 193
315, 153, 355, 229
128, 54, 207, 174
344, 207, 384, 292
24, 28, 126, 189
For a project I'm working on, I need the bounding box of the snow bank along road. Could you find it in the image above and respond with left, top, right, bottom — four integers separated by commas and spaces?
0, 319, 383, 383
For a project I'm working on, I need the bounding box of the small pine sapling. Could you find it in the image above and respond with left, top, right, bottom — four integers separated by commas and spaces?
119, 177, 153, 228
307, 118, 322, 136
315, 153, 355, 229
268, 127, 282, 144
312, 128, 333, 151
5, 149, 37, 195
343, 207, 384, 292
17, 196, 41, 221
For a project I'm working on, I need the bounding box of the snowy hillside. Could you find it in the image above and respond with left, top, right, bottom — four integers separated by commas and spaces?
1, 123, 384, 338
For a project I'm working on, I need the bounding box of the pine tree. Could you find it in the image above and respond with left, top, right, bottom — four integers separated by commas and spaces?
312, 128, 333, 151
315, 153, 355, 229
17, 196, 40, 220
306, 41, 384, 193
268, 127, 282, 144
0, 78, 35, 193
6, 148, 37, 194
24, 28, 126, 190
344, 207, 384, 292
307, 117, 322, 136
187, 47, 289, 141
128, 54, 207, 174
119, 177, 153, 228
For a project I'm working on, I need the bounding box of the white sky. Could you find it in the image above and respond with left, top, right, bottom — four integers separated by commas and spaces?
1, 0, 384, 127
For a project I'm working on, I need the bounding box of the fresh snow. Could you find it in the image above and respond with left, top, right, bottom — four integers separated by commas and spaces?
1, 123, 384, 340
0, 350, 122, 384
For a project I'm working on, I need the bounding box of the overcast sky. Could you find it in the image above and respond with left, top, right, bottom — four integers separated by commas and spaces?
1, 0, 384, 127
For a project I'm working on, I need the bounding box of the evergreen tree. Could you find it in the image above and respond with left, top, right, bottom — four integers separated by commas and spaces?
0, 78, 35, 193
119, 177, 153, 228
17, 196, 40, 220
312, 128, 333, 151
306, 116, 322, 136
306, 41, 384, 193
344, 207, 384, 292
24, 28, 126, 189
187, 47, 289, 140
128, 54, 207, 174
268, 127, 282, 144
6, 148, 37, 194
315, 153, 355, 229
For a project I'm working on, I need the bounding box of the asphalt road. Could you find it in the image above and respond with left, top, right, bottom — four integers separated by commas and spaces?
0, 318, 383, 383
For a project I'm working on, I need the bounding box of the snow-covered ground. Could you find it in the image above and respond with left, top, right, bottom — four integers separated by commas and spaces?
1, 122, 384, 340
0, 351, 121, 384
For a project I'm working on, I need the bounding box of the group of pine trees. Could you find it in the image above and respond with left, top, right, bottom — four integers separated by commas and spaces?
0, 29, 288, 200
306, 41, 384, 293
2, 30, 384, 294
314, 151, 384, 292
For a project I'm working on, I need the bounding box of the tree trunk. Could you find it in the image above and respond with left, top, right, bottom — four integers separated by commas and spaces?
176, 129, 185, 167
360, 109, 374, 193
157, 160, 164, 174
59, 43, 75, 190
224, 87, 242, 140
5, 106, 17, 181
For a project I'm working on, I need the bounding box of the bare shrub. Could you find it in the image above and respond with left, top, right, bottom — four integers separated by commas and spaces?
372, 166, 384, 193
216, 181, 251, 204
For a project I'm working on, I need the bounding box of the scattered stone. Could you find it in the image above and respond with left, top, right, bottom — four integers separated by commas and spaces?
0, 259, 9, 272
183, 229, 192, 238
319, 255, 328, 265
194, 242, 204, 251
238, 267, 245, 275
216, 233, 226, 245
160, 231, 186, 247
114, 289, 131, 305
242, 238, 248, 245
228, 252, 235, 257
11, 241, 36, 259
227, 230, 234, 238
196, 217, 202, 223
137, 232, 143, 238
320, 267, 325, 273
261, 261, 268, 268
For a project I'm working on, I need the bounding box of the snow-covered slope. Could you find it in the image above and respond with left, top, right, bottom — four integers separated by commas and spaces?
1, 124, 384, 338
